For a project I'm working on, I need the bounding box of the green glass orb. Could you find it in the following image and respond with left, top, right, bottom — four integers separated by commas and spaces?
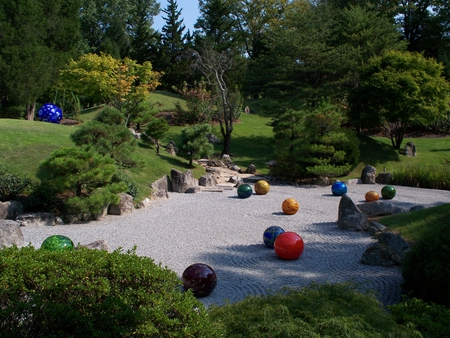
41, 235, 74, 251
237, 184, 252, 198
381, 185, 396, 199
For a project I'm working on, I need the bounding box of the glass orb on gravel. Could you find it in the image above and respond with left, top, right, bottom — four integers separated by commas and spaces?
274, 232, 305, 260
182, 263, 217, 297
237, 183, 253, 198
331, 181, 347, 196
381, 185, 396, 199
263, 226, 285, 248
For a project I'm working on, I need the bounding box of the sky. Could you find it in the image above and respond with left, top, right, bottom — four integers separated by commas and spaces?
153, 0, 201, 33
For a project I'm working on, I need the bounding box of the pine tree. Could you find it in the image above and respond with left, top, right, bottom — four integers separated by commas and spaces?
178, 124, 214, 166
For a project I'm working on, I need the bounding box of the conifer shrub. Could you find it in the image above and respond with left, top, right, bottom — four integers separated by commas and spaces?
0, 246, 220, 337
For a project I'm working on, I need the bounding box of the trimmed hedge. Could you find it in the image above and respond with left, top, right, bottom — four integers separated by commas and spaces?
0, 246, 220, 337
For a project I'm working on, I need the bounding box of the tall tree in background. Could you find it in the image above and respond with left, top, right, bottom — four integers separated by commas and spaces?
0, 0, 81, 120
158, 0, 191, 90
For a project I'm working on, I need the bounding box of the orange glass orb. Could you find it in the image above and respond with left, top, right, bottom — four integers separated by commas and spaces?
255, 180, 270, 195
282, 198, 299, 215
365, 191, 380, 202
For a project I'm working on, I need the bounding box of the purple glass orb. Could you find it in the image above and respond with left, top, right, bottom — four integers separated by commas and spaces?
263, 226, 285, 248
38, 103, 63, 124
182, 263, 217, 297
331, 181, 347, 196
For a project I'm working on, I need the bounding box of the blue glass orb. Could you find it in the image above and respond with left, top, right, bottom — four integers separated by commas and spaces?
331, 181, 347, 196
237, 184, 252, 198
38, 103, 63, 124
263, 226, 285, 248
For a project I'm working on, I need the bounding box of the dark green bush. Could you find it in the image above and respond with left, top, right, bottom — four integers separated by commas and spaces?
23, 181, 60, 212
0, 166, 33, 201
389, 298, 450, 338
95, 106, 125, 125
111, 170, 139, 199
0, 246, 220, 337
208, 283, 420, 337
401, 214, 450, 307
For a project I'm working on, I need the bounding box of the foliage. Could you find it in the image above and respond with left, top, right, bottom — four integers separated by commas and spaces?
23, 181, 60, 213
111, 169, 139, 199
0, 246, 220, 337
0, 0, 81, 120
71, 106, 137, 166
39, 146, 127, 220
348, 50, 450, 149
392, 165, 450, 190
58, 53, 162, 121
400, 208, 450, 306
178, 124, 214, 166
389, 298, 450, 338
144, 117, 170, 153
208, 282, 420, 337
173, 81, 215, 125
0, 166, 32, 202
273, 101, 359, 180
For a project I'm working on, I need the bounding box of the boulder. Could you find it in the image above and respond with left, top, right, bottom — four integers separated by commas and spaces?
368, 221, 388, 236
221, 154, 232, 163
170, 169, 198, 193
152, 189, 169, 200
227, 163, 241, 172
166, 143, 177, 155
151, 175, 171, 192
0, 200, 23, 220
206, 133, 221, 144
79, 240, 110, 251
15, 212, 64, 227
404, 141, 417, 157
361, 165, 377, 184
138, 198, 152, 209
246, 164, 256, 174
361, 232, 410, 267
376, 172, 392, 184
199, 173, 218, 187
0, 220, 24, 248
356, 201, 395, 217
108, 193, 134, 215
338, 194, 369, 231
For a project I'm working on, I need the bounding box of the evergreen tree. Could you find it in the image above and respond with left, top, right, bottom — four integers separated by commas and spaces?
145, 117, 170, 154
178, 124, 214, 166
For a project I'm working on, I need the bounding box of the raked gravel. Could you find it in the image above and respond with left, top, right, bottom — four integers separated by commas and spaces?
21, 183, 450, 308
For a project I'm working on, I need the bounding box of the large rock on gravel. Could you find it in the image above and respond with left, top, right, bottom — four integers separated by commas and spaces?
199, 173, 218, 187
361, 165, 377, 184
338, 194, 369, 231
170, 169, 198, 193
0, 220, 24, 248
0, 200, 23, 220
15, 212, 64, 227
108, 193, 134, 215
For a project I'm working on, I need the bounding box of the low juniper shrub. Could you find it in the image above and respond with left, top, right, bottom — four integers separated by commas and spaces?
0, 246, 220, 337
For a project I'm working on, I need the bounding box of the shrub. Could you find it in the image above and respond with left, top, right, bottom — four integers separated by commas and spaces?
401, 212, 450, 306
0, 166, 33, 202
111, 170, 139, 199
389, 298, 450, 338
23, 181, 60, 213
392, 165, 450, 190
208, 283, 420, 337
0, 246, 220, 337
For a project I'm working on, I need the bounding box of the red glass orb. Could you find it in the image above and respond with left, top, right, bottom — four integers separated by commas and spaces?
274, 231, 305, 260
182, 263, 217, 297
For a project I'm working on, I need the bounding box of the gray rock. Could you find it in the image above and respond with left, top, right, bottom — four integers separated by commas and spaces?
368, 221, 388, 236
0, 200, 23, 220
376, 172, 392, 184
356, 201, 395, 217
361, 165, 377, 184
228, 164, 241, 172
152, 190, 170, 200
16, 212, 64, 227
79, 240, 110, 251
338, 194, 369, 231
206, 133, 221, 144
410, 205, 426, 212
404, 141, 417, 156
108, 193, 134, 215
137, 198, 152, 209
361, 243, 400, 267
170, 169, 198, 193
199, 173, 218, 187
166, 143, 177, 155
151, 175, 171, 192
0, 220, 24, 248
221, 154, 232, 163
246, 164, 256, 174
377, 232, 410, 261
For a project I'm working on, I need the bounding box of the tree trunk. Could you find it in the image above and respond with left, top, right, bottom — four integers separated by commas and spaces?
26, 102, 36, 120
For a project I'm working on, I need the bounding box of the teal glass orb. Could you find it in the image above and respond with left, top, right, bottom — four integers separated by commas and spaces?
237, 184, 252, 198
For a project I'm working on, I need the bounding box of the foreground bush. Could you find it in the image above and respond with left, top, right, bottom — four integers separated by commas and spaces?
401, 210, 450, 306
0, 246, 219, 337
389, 298, 450, 338
208, 283, 420, 337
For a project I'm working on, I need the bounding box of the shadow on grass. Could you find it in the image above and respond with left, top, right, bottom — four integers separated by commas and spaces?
226, 134, 275, 168
358, 135, 401, 166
